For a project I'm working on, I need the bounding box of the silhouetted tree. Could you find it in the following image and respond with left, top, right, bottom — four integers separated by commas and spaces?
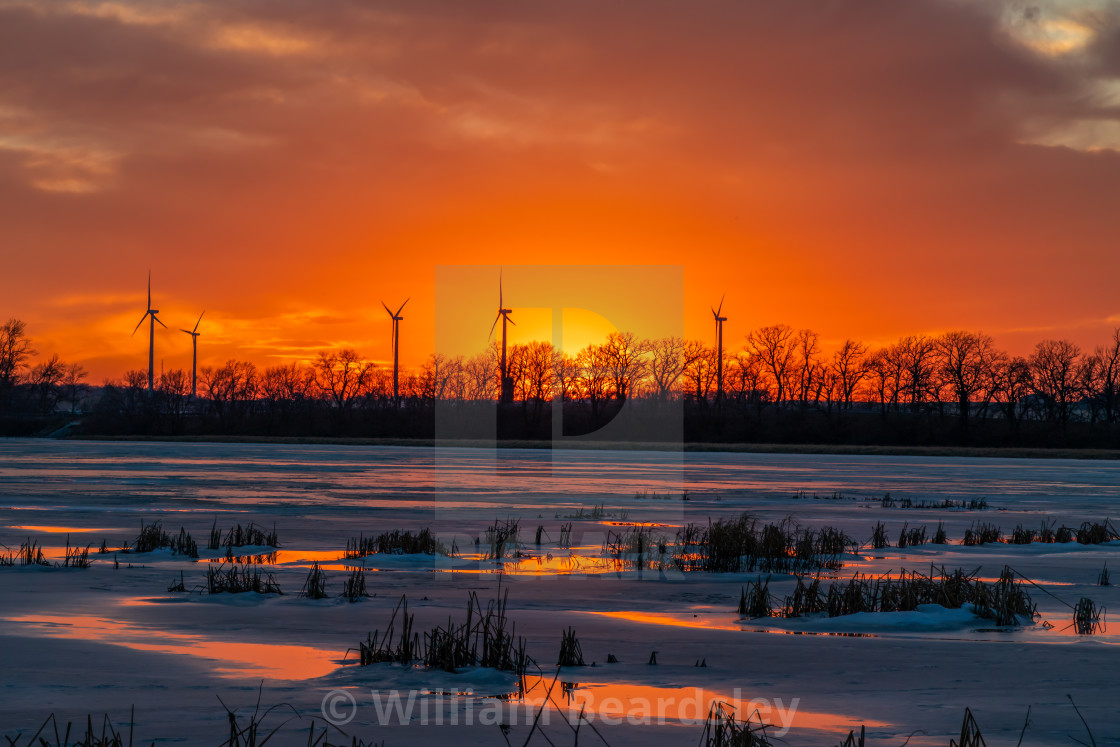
934, 331, 1002, 429
0, 319, 35, 408
746, 324, 796, 405
831, 339, 868, 410
1029, 339, 1081, 426
314, 349, 373, 413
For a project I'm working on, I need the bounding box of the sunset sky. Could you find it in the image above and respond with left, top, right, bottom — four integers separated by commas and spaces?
2, 0, 1118, 381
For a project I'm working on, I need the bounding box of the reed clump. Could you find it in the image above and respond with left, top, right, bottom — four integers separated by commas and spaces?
62, 536, 92, 568
870, 522, 888, 550
603, 526, 668, 568
344, 528, 446, 558
167, 571, 187, 592
1076, 519, 1119, 544
17, 539, 49, 566
357, 591, 531, 677
4, 710, 136, 747
1009, 524, 1036, 544
950, 708, 986, 747
962, 522, 1003, 546
300, 562, 328, 599
880, 495, 988, 510
897, 523, 927, 548
557, 626, 585, 667
672, 515, 854, 574
1073, 597, 1106, 634
699, 701, 773, 747
206, 563, 283, 594
738, 576, 774, 619
208, 521, 279, 551
486, 519, 521, 559
129, 521, 198, 557
342, 568, 370, 601
769, 565, 1035, 624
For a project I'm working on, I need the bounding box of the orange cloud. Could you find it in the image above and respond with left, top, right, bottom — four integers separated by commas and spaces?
1, 0, 1119, 381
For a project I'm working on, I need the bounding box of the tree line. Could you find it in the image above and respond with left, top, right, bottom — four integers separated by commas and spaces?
3, 317, 1120, 446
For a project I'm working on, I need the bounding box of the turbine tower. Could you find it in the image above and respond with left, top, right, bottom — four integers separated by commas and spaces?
712, 295, 727, 405
381, 298, 408, 405
131, 271, 168, 394
180, 311, 204, 399
488, 271, 515, 404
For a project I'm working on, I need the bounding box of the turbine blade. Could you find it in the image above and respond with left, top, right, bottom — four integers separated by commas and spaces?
131, 312, 149, 336
193, 311, 204, 332
506, 314, 516, 327
147, 270, 151, 310
180, 329, 192, 334
381, 300, 393, 317
716, 294, 725, 317
488, 313, 500, 340
396, 297, 410, 316
154, 314, 168, 329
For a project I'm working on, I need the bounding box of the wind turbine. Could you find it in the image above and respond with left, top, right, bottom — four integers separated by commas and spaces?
381, 298, 408, 405
712, 295, 727, 405
488, 271, 515, 404
131, 271, 168, 394
180, 311, 204, 399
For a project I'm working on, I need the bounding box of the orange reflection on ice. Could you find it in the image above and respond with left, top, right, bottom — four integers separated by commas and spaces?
9, 525, 107, 533
520, 676, 888, 732
585, 609, 744, 631
5, 614, 340, 680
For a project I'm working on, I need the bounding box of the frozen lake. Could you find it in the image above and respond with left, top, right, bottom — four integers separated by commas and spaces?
0, 439, 1117, 745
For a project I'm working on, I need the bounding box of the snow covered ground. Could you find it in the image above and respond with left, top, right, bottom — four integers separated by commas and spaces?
0, 439, 1117, 745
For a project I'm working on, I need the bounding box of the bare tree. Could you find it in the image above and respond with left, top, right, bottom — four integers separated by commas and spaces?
157, 369, 190, 426
0, 319, 35, 403
866, 346, 904, 414
418, 354, 458, 402
464, 351, 498, 402
898, 335, 938, 411
831, 339, 868, 410
599, 332, 645, 403
934, 331, 1003, 428
575, 343, 611, 421
28, 353, 66, 413
261, 362, 313, 420
646, 337, 688, 401
1029, 339, 1081, 425
682, 340, 717, 403
314, 349, 374, 411
61, 363, 88, 414
1085, 329, 1120, 424
726, 350, 767, 406
793, 329, 823, 407
201, 360, 258, 431
991, 356, 1033, 429
746, 325, 797, 405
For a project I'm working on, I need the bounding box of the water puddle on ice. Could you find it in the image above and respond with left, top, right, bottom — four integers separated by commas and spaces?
4, 614, 341, 680
585, 609, 881, 637
8, 525, 111, 534
516, 675, 887, 731
584, 610, 747, 632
